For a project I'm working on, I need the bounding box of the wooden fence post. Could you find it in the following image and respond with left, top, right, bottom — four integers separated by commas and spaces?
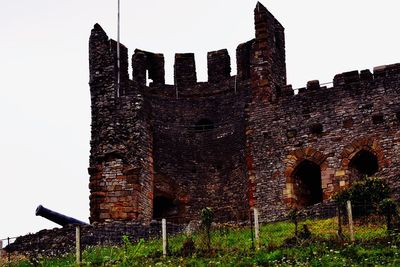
337, 205, 343, 241
249, 210, 254, 250
254, 208, 260, 249
7, 237, 10, 266
76, 225, 82, 266
0, 240, 3, 265
162, 219, 167, 257
346, 200, 355, 242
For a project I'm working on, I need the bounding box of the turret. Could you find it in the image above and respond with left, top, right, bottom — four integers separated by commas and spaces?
89, 23, 129, 97
88, 24, 153, 224
244, 2, 287, 210
251, 2, 286, 101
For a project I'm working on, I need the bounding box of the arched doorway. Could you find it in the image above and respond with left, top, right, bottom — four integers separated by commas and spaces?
349, 149, 378, 180
152, 173, 180, 220
153, 196, 178, 219
293, 160, 323, 208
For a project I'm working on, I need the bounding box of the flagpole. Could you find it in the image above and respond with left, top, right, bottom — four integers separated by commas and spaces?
117, 0, 121, 97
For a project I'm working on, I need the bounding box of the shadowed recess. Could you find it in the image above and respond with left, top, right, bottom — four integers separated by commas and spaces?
349, 150, 379, 178
293, 160, 323, 208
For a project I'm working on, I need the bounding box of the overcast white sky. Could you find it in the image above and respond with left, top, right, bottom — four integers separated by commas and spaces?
1, 0, 399, 240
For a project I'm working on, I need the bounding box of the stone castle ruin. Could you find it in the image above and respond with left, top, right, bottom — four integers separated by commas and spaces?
88, 2, 400, 224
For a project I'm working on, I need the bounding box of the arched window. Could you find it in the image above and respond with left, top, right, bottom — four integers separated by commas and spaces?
349, 150, 378, 179
292, 160, 323, 208
192, 118, 214, 132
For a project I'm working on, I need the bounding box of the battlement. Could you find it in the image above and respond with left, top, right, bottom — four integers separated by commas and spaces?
282, 63, 400, 97
207, 49, 231, 83
89, 2, 286, 99
90, 27, 241, 93
90, 20, 398, 102
89, 29, 255, 91
132, 49, 165, 86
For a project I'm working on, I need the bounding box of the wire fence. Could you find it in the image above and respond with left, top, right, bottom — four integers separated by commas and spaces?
2, 200, 399, 266
0, 237, 17, 266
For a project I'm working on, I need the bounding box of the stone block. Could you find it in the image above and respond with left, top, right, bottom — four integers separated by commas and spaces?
335, 170, 346, 177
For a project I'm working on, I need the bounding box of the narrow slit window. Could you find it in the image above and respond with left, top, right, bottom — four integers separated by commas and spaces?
192, 119, 214, 132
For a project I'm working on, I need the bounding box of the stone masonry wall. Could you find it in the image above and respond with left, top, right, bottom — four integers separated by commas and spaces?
88, 24, 153, 223
88, 17, 255, 222
249, 65, 400, 221
148, 79, 249, 221
245, 3, 287, 208
6, 222, 184, 257
88, 2, 400, 225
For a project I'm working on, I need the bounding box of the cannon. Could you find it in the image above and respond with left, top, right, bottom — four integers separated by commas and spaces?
35, 205, 87, 227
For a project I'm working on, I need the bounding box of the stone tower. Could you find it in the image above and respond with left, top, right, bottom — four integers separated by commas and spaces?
88, 2, 286, 223
88, 2, 400, 224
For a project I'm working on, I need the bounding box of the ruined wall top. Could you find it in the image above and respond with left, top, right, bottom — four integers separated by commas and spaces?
89, 2, 287, 99
280, 63, 400, 98
88, 1, 400, 110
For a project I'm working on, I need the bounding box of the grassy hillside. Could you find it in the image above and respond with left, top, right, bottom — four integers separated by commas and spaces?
8, 218, 400, 266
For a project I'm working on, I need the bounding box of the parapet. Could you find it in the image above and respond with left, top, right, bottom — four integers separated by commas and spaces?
287, 63, 400, 97
174, 53, 197, 87
333, 70, 360, 86
307, 80, 320, 90
251, 2, 287, 92
254, 2, 284, 42
207, 49, 231, 83
89, 23, 129, 95
132, 49, 165, 87
89, 1, 287, 96
236, 40, 254, 81
333, 64, 400, 87
373, 63, 400, 79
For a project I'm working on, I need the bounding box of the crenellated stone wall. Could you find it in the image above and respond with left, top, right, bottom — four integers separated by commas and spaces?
87, 2, 400, 225
248, 65, 400, 221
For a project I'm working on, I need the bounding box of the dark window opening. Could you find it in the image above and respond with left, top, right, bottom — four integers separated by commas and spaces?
349, 150, 378, 179
262, 131, 270, 139
192, 119, 214, 132
310, 123, 323, 135
286, 129, 297, 139
396, 111, 400, 121
372, 114, 384, 124
343, 118, 354, 128
215, 161, 223, 171
293, 160, 323, 208
153, 196, 178, 219
361, 103, 373, 110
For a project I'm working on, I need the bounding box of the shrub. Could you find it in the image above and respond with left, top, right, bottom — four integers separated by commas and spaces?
181, 237, 196, 256
333, 177, 390, 211
378, 198, 399, 233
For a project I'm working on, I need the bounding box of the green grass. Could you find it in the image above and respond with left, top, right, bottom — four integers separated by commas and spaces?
8, 218, 400, 267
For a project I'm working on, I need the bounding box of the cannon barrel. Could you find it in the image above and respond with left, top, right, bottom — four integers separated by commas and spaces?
35, 205, 87, 227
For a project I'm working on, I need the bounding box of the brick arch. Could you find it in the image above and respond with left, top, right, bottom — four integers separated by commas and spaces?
283, 147, 328, 207
339, 138, 384, 184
